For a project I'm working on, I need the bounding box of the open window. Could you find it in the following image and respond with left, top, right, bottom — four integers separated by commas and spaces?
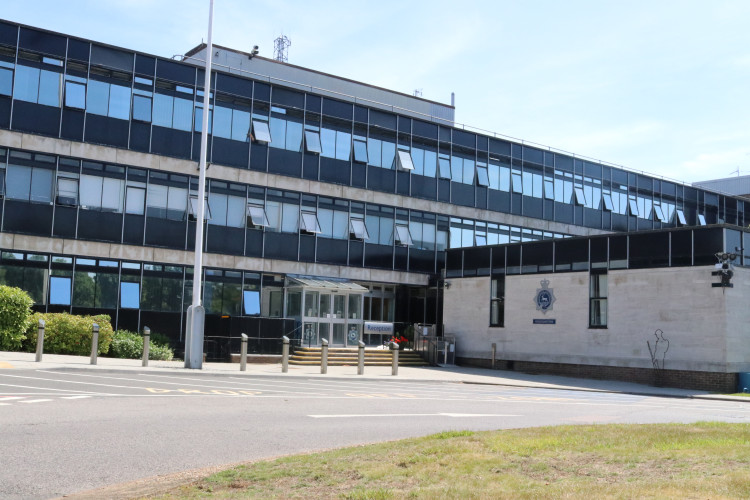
188, 195, 212, 221
676, 209, 687, 225
396, 150, 415, 171
250, 119, 272, 143
544, 178, 555, 200
628, 199, 639, 217
438, 156, 451, 179
475, 234, 487, 246
511, 172, 523, 193
602, 193, 614, 211
349, 217, 369, 240
697, 213, 707, 226
476, 165, 489, 187
653, 204, 666, 222
64, 79, 86, 110
352, 138, 368, 163
573, 187, 586, 206
304, 130, 322, 154
247, 204, 270, 229
56, 176, 78, 207
300, 211, 322, 234
394, 224, 413, 246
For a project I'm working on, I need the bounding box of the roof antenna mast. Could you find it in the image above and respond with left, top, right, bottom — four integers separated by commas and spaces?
274, 34, 291, 63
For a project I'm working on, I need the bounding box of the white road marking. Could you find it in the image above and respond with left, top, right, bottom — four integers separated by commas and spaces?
61, 395, 91, 400
0, 396, 26, 401
309, 413, 522, 418
0, 381, 112, 395
19, 399, 52, 404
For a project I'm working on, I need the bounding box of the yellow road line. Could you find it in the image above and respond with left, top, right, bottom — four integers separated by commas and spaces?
0, 362, 14, 369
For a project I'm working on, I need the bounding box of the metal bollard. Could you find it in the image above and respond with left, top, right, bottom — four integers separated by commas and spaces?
491, 343, 497, 369
35, 319, 45, 362
90, 323, 99, 365
142, 327, 151, 367
281, 336, 290, 373
357, 341, 365, 375
240, 333, 248, 372
391, 341, 399, 376
321, 338, 328, 374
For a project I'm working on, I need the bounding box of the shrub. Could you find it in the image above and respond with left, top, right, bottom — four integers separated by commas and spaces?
23, 313, 114, 356
0, 285, 34, 351
109, 329, 174, 361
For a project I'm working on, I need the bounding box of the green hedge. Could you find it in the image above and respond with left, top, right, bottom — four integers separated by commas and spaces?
0, 285, 34, 351
109, 330, 174, 361
23, 313, 114, 356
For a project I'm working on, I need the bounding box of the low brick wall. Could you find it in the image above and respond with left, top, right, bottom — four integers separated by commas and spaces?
457, 357, 738, 393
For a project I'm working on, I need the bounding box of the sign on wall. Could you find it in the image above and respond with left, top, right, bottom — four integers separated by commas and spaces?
533, 279, 556, 314
364, 322, 394, 336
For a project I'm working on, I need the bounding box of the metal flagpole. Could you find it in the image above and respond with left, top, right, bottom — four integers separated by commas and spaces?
185, 0, 214, 369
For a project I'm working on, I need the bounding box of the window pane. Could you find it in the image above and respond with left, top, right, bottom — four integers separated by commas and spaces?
252, 120, 271, 143
247, 205, 270, 227
0, 68, 12, 97
243, 290, 260, 315
353, 140, 368, 163
30, 168, 53, 203
335, 131, 351, 161
213, 105, 232, 139
350, 217, 369, 240
152, 93, 173, 127
65, 81, 86, 109
301, 212, 321, 233
37, 70, 61, 107
397, 150, 415, 171
120, 282, 140, 308
125, 186, 145, 215
208, 193, 227, 226
286, 121, 303, 151
101, 178, 123, 212
602, 194, 614, 211
57, 177, 78, 205
146, 184, 168, 217
332, 211, 348, 239
438, 157, 451, 179
13, 65, 40, 103
86, 79, 110, 116
132, 95, 152, 122
166, 187, 187, 220
281, 203, 298, 233
172, 97, 193, 131
108, 84, 131, 120
80, 175, 103, 209
395, 225, 413, 246
231, 110, 250, 141
226, 195, 245, 228
476, 166, 489, 186
320, 128, 336, 158
305, 130, 322, 153
6, 164, 31, 200
49, 276, 71, 305
574, 187, 586, 206
269, 117, 286, 149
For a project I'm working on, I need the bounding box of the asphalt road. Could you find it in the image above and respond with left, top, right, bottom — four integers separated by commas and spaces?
2, 368, 750, 499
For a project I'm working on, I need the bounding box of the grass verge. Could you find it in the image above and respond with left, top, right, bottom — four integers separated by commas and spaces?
152, 423, 750, 499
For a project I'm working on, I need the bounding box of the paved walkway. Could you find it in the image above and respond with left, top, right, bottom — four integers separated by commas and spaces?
1, 350, 748, 403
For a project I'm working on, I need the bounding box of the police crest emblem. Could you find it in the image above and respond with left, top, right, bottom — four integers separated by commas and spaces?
534, 279, 555, 314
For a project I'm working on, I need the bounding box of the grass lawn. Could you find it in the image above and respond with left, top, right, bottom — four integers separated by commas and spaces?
153, 423, 750, 499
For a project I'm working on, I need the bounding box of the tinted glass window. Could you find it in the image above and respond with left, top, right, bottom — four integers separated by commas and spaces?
13, 65, 39, 103
0, 67, 14, 96
49, 276, 71, 305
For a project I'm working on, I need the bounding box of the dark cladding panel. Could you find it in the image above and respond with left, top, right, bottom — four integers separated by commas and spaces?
452, 129, 476, 149
67, 39, 90, 62
0, 21, 18, 47
156, 59, 195, 85
135, 54, 156, 76
91, 44, 134, 72
629, 232, 669, 268
370, 109, 396, 130
271, 87, 304, 109
254, 82, 271, 102
19, 27, 66, 56
216, 73, 253, 98
322, 98, 353, 120
412, 119, 438, 139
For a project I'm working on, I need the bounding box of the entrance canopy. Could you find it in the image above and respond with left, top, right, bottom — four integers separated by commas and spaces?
286, 275, 368, 292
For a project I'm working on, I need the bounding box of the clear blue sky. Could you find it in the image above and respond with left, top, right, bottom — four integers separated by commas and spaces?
3, 0, 750, 184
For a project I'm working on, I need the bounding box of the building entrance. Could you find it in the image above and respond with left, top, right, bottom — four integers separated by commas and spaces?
285, 277, 365, 347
